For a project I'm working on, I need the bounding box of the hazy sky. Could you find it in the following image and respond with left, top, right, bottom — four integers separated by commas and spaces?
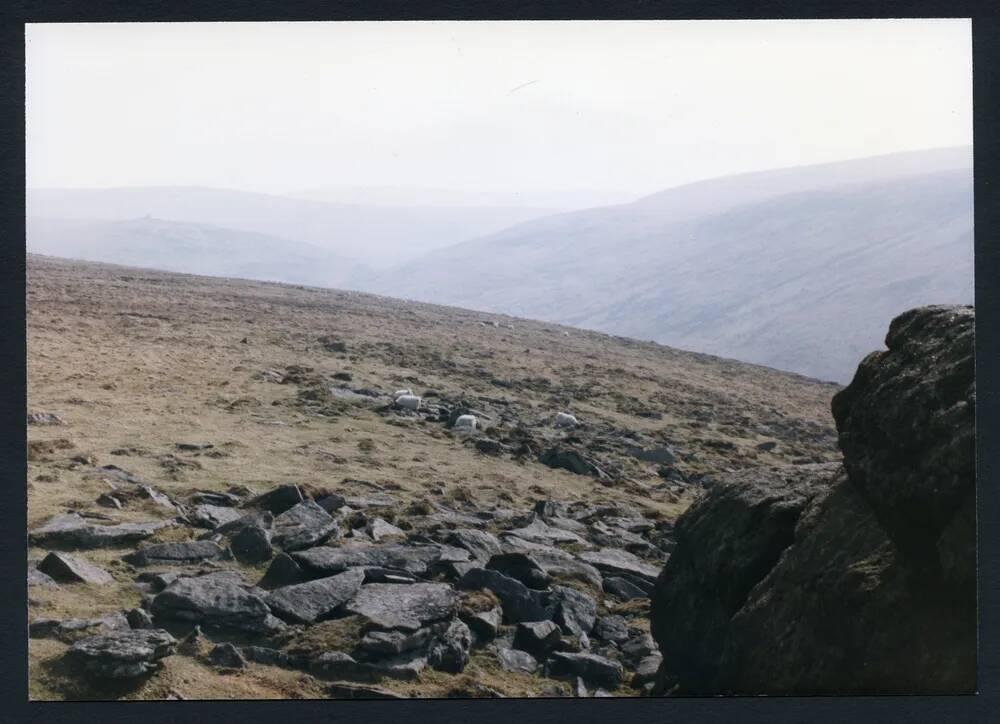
26, 19, 971, 198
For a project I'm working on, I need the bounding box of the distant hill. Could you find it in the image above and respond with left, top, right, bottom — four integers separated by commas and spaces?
288, 186, 637, 209
359, 147, 973, 383
26, 186, 558, 269
26, 216, 369, 289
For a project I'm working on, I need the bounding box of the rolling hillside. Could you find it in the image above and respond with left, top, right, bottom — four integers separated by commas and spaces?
360, 148, 973, 382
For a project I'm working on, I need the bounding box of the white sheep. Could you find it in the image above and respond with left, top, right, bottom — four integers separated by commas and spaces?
453, 414, 477, 431
394, 394, 421, 410
554, 412, 578, 428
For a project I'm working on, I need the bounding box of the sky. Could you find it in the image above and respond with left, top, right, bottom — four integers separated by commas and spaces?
26, 19, 972, 200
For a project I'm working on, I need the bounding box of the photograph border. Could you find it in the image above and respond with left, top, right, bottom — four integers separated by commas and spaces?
2, 2, 997, 722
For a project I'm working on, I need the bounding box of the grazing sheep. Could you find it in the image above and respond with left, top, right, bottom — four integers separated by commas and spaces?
453, 414, 477, 431
554, 412, 578, 428
394, 394, 421, 411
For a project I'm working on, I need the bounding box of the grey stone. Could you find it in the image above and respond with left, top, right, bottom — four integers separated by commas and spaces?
214, 510, 274, 537
508, 517, 588, 546
496, 646, 538, 674
190, 504, 243, 529
603, 576, 649, 601
126, 608, 155, 629
209, 642, 247, 669
367, 518, 404, 542
345, 582, 457, 631
272, 500, 339, 551
486, 552, 550, 589
427, 619, 472, 673
513, 620, 561, 657
632, 654, 663, 688
549, 651, 625, 689
151, 571, 285, 633
31, 613, 131, 643
357, 624, 443, 658
448, 528, 502, 563
593, 615, 630, 644
457, 567, 554, 623
29, 513, 172, 549
37, 552, 114, 585
464, 607, 501, 641
257, 553, 306, 589
28, 567, 59, 588
293, 543, 467, 577
67, 629, 176, 679
552, 585, 597, 637
621, 633, 658, 663
580, 548, 660, 585
247, 484, 304, 515
230, 525, 273, 563
125, 540, 226, 567
266, 569, 365, 624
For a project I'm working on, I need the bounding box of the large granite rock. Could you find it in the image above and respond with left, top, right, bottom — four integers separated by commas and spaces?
29, 514, 172, 548
650, 305, 976, 695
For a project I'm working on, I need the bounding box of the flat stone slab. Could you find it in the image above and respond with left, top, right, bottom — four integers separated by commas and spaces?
578, 548, 660, 584
28, 567, 59, 588
67, 629, 176, 679
293, 543, 468, 577
272, 500, 339, 551
30, 613, 131, 643
548, 651, 625, 689
506, 518, 588, 546
266, 569, 365, 623
37, 552, 114, 584
345, 582, 457, 631
150, 572, 285, 633
125, 540, 226, 567
29, 513, 172, 549
190, 504, 244, 529
498, 540, 603, 588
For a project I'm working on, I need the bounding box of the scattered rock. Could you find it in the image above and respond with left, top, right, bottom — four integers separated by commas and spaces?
428, 619, 472, 673
448, 529, 502, 563
28, 411, 66, 425
126, 608, 155, 630
125, 540, 226, 567
31, 613, 131, 643
551, 585, 597, 637
548, 651, 624, 689
486, 552, 550, 589
257, 552, 305, 589
496, 646, 538, 674
592, 615, 629, 644
579, 548, 660, 587
345, 582, 457, 631
513, 620, 561, 657
294, 542, 467, 578
230, 524, 273, 563
29, 513, 172, 549
266, 569, 365, 624
271, 500, 339, 551
66, 629, 176, 679
247, 484, 304, 515
366, 518, 404, 542
190, 504, 244, 529
151, 572, 285, 633
327, 682, 406, 699
209, 642, 247, 669
37, 552, 114, 585
457, 567, 554, 623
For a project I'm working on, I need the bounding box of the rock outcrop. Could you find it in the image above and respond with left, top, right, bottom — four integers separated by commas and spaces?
650, 305, 976, 694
